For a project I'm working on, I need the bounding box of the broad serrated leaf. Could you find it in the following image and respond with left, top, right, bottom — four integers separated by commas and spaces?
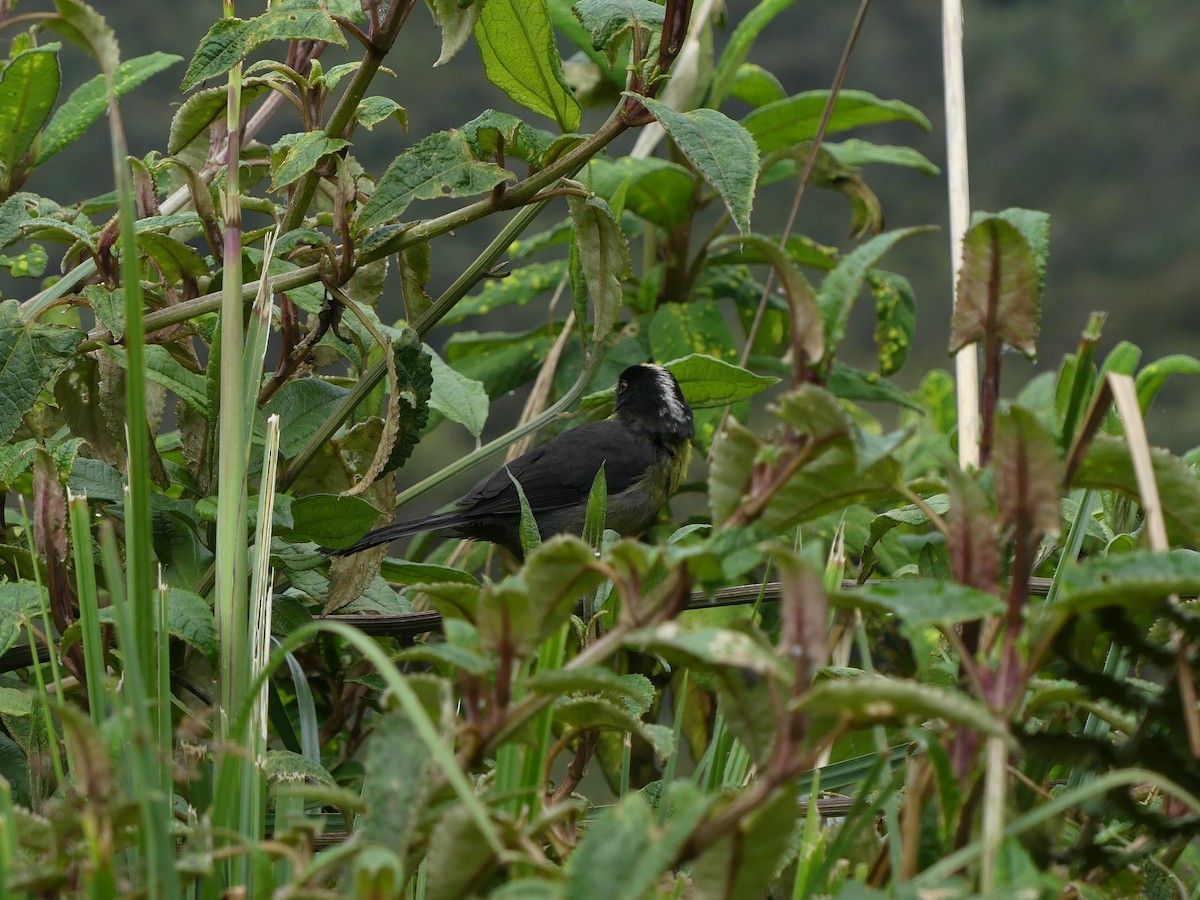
0, 298, 80, 444
359, 129, 513, 228
949, 213, 1047, 358
641, 96, 759, 234
572, 0, 665, 63
181, 1, 346, 92
742, 89, 931, 154
568, 192, 630, 341
0, 46, 61, 186
475, 0, 581, 131
1052, 550, 1200, 613
167, 78, 272, 154
664, 353, 777, 409
260, 378, 350, 457
36, 52, 180, 165
994, 406, 1061, 538
555, 696, 677, 760
270, 131, 349, 191
816, 225, 933, 354
947, 467, 999, 593
827, 361, 922, 411
585, 156, 695, 229
427, 346, 488, 437
49, 0, 119, 74
277, 493, 383, 548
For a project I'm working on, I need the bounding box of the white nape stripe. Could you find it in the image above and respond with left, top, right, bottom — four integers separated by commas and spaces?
645, 364, 689, 426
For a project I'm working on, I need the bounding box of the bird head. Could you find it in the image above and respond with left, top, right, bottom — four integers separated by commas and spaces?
613, 363, 695, 441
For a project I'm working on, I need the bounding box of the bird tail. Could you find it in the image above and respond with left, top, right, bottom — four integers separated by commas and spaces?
323, 511, 465, 556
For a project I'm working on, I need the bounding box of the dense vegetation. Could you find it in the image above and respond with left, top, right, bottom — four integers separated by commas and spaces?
1, 0, 1199, 896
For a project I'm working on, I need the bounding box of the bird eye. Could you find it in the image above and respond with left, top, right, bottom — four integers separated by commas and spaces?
618, 379, 628, 393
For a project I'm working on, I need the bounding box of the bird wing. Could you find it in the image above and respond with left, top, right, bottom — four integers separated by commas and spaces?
457, 419, 658, 518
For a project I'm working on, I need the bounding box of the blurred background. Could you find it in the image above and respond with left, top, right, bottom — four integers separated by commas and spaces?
24, 0, 1200, 450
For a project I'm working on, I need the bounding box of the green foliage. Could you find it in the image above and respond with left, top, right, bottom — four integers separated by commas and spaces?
0, 0, 1193, 897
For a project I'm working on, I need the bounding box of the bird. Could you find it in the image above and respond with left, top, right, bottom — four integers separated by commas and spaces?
327, 363, 695, 559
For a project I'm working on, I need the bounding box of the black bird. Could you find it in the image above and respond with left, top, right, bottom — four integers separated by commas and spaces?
328, 363, 695, 559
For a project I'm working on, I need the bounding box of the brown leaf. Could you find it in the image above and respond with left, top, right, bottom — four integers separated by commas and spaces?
993, 406, 1062, 539
949, 217, 1040, 358
947, 467, 999, 594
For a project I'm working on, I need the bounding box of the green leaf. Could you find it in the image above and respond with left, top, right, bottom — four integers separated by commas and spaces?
270, 131, 350, 191
48, 0, 119, 74
442, 260, 567, 325
726, 62, 787, 108
164, 588, 217, 665
358, 697, 448, 866
278, 493, 383, 548
796, 676, 1013, 743
832, 580, 1003, 631
428, 346, 488, 437
708, 420, 760, 526
690, 780, 800, 900
0, 46, 61, 186
568, 193, 630, 341
742, 89, 930, 154
640, 96, 760, 234
572, 0, 665, 62
355, 95, 407, 131
260, 378, 351, 457
824, 139, 940, 176
870, 270, 917, 376
0, 298, 80, 444
0, 244, 48, 279
625, 620, 787, 679
181, 1, 346, 92
709, 0, 798, 106
462, 109, 553, 165
664, 354, 778, 409
647, 299, 737, 364
167, 77, 273, 154
359, 129, 514, 228
261, 748, 336, 787
426, 0, 485, 66
444, 327, 554, 397
0, 581, 45, 657
949, 211, 1050, 358
710, 232, 823, 361
475, 0, 582, 131
564, 787, 712, 900
1052, 550, 1200, 613
378, 559, 478, 586
859, 494, 949, 575
36, 52, 181, 166
554, 696, 676, 760
1136, 354, 1200, 413
816, 226, 934, 354
384, 330, 434, 474
827, 361, 921, 411
100, 344, 208, 417
585, 157, 696, 229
